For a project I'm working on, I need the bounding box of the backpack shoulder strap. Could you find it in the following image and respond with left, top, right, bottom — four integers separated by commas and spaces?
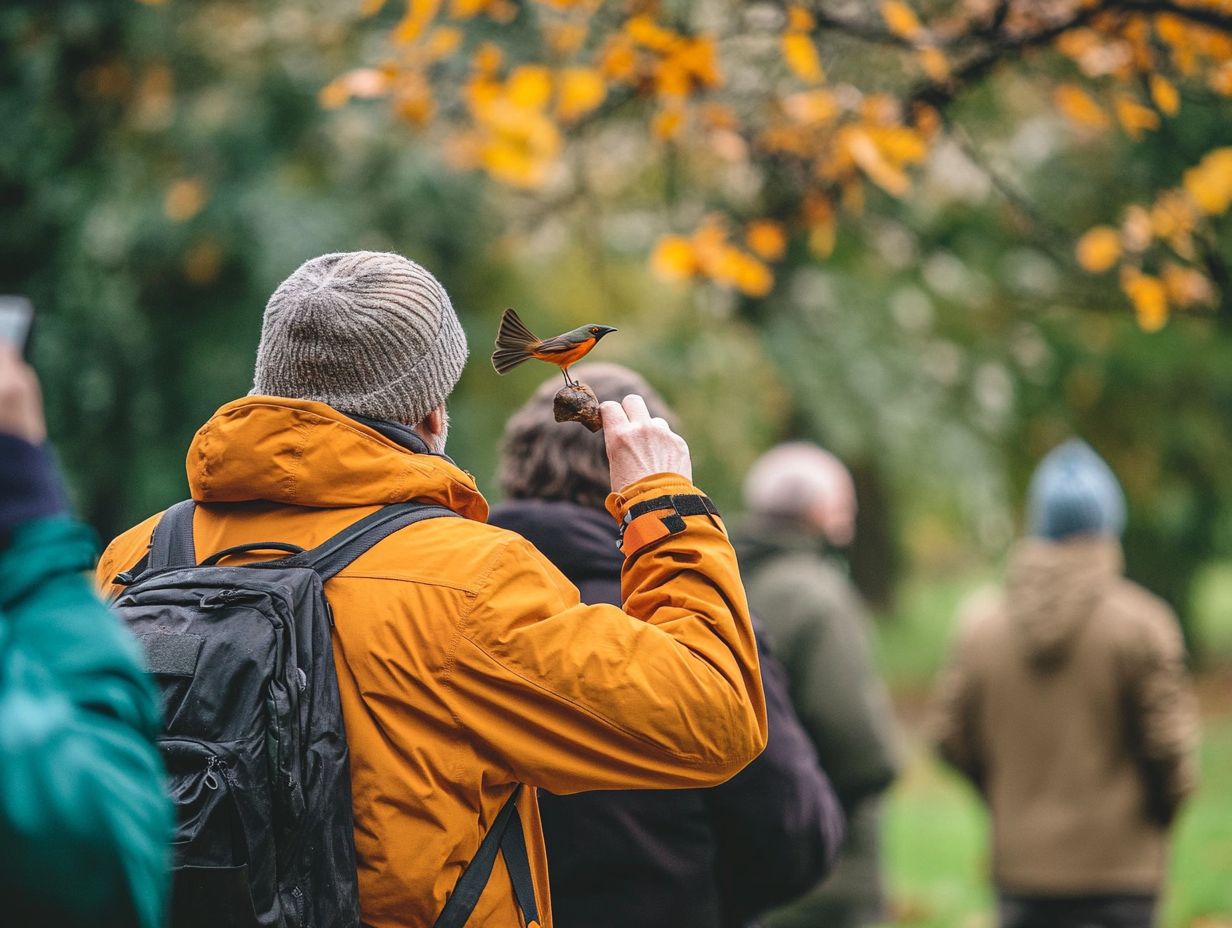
433, 786, 539, 928
291, 501, 460, 582
147, 499, 198, 571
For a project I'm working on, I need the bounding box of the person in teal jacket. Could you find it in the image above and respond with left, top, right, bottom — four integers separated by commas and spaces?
0, 344, 171, 928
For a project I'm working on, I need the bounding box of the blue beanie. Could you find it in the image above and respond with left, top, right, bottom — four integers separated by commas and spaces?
1026, 439, 1126, 540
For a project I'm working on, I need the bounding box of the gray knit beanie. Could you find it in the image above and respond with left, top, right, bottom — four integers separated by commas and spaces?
252, 251, 469, 425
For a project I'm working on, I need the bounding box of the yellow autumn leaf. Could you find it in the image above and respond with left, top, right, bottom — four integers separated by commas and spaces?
556, 68, 606, 122
652, 107, 684, 140
506, 66, 553, 110
1075, 226, 1121, 272
394, 0, 442, 44
318, 78, 351, 110
866, 125, 928, 164
473, 42, 503, 75
733, 253, 774, 297
1183, 147, 1232, 215
782, 33, 824, 84
625, 15, 678, 53
424, 27, 463, 61
450, 0, 488, 17
881, 1, 921, 39
650, 236, 697, 281
546, 23, 588, 55
164, 178, 207, 222
600, 37, 639, 82
787, 6, 814, 31
1121, 269, 1169, 332
1149, 74, 1180, 115
1054, 84, 1109, 130
746, 220, 788, 261
1114, 94, 1160, 139
844, 128, 910, 196
917, 46, 949, 81
783, 89, 839, 125
677, 36, 723, 88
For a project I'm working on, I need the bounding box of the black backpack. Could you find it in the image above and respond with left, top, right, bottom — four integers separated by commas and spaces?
112, 500, 542, 928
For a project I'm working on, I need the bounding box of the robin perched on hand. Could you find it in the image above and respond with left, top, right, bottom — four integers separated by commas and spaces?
492, 308, 618, 387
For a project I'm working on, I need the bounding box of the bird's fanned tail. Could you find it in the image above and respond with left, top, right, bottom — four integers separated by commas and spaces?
492, 308, 540, 374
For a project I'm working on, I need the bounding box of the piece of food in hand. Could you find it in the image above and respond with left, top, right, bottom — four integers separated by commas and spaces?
492, 308, 617, 387
554, 383, 602, 432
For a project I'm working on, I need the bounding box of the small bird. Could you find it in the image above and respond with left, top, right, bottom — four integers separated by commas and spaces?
491, 308, 618, 388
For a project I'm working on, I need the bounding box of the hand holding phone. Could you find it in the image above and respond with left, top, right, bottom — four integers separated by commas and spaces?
0, 342, 45, 444
0, 296, 33, 353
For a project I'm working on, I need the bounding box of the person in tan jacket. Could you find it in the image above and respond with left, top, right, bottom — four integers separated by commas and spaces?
97, 251, 768, 928
930, 439, 1199, 928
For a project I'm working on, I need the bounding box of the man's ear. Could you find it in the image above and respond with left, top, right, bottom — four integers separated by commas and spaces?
414, 404, 446, 445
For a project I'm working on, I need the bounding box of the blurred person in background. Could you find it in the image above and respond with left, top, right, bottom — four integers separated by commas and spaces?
930, 439, 1200, 928
732, 442, 900, 928
491, 363, 845, 928
0, 344, 170, 927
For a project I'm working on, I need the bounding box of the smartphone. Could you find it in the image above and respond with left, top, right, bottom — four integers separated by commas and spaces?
0, 296, 34, 354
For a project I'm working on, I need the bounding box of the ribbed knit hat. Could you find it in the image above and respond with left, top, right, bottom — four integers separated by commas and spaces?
1026, 439, 1126, 540
252, 251, 468, 425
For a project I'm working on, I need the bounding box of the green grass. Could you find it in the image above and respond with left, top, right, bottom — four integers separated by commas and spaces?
871, 569, 1232, 928
875, 718, 1232, 928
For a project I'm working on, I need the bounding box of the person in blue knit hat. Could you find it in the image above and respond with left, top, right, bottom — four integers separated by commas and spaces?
930, 438, 1199, 928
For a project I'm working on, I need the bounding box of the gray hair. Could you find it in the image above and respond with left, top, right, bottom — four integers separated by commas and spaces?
743, 442, 852, 519
499, 363, 675, 509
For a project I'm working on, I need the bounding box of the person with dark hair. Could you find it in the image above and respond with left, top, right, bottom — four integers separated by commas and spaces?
0, 344, 171, 927
930, 439, 1200, 928
732, 443, 900, 928
492, 362, 844, 928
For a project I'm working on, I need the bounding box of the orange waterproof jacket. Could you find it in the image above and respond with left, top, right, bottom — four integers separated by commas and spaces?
97, 396, 767, 928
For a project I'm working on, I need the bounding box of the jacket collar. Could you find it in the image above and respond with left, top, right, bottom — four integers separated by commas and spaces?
186, 396, 489, 521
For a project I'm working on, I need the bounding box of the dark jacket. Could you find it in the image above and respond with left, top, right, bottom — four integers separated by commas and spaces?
490, 498, 844, 928
0, 434, 171, 928
733, 515, 900, 926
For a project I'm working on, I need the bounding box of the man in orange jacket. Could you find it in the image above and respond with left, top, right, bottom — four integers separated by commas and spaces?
97, 251, 767, 928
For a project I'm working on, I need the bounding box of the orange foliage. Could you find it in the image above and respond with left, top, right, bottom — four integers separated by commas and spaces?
318, 0, 1232, 318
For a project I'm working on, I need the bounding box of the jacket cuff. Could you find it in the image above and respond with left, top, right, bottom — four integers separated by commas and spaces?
0, 434, 68, 546
605, 474, 725, 557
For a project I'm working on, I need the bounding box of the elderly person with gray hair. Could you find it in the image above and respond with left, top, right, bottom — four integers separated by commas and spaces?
490, 363, 844, 928
732, 442, 900, 928
930, 439, 1199, 928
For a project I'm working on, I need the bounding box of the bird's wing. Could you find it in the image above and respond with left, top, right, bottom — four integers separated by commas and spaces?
533, 333, 589, 354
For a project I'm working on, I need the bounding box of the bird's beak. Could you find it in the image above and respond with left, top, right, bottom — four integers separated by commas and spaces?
597, 326, 618, 338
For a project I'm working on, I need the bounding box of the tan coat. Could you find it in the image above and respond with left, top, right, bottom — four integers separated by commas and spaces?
97, 396, 768, 928
930, 537, 1199, 895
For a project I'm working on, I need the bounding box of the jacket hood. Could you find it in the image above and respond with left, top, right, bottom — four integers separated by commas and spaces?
487, 499, 621, 580
185, 395, 489, 521
1005, 535, 1123, 670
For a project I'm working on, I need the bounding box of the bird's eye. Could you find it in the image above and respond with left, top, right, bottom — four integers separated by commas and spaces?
590, 326, 600, 333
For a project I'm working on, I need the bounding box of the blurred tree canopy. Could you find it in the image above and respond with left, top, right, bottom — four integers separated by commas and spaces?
1, 0, 1230, 635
